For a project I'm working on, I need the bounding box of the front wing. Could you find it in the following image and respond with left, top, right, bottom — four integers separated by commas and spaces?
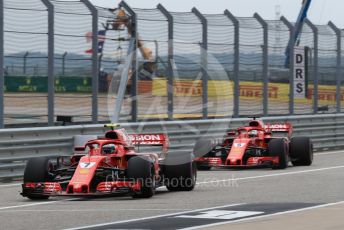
195, 156, 280, 168
21, 180, 141, 197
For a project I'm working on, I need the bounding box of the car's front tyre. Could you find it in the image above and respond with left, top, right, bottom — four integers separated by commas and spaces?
23, 157, 53, 200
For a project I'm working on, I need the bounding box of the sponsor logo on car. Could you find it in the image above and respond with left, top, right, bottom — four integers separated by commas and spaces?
80, 162, 96, 169
234, 143, 246, 148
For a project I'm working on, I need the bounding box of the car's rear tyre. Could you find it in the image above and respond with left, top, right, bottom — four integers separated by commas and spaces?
193, 138, 217, 158
269, 139, 288, 170
23, 157, 53, 200
290, 137, 313, 166
127, 156, 155, 198
164, 152, 197, 191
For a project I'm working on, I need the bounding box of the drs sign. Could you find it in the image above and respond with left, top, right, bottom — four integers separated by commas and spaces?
294, 46, 308, 98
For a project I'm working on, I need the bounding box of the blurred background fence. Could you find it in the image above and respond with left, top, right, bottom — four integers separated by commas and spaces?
0, 0, 343, 127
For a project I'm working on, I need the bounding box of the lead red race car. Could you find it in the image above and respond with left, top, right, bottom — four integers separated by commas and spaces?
194, 118, 313, 170
21, 124, 196, 200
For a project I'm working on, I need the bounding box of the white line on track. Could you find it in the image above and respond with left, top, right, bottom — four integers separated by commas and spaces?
0, 183, 21, 188
0, 198, 79, 211
316, 150, 344, 156
0, 149, 342, 189
196, 165, 344, 185
180, 200, 344, 230
63, 203, 244, 230
0, 208, 192, 212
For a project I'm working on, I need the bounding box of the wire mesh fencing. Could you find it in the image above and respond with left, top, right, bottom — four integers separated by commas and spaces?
53, 0, 94, 123
0, 0, 343, 127
133, 7, 169, 120
4, 0, 49, 125
205, 13, 235, 117
266, 19, 290, 115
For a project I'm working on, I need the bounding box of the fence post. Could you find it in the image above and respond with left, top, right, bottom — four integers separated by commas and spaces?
41, 0, 54, 126
82, 0, 98, 124
157, 4, 174, 120
23, 51, 29, 75
281, 16, 294, 115
224, 10, 239, 117
120, 1, 138, 122
0, 0, 3, 128
192, 7, 208, 119
328, 21, 341, 113
254, 13, 268, 116
62, 52, 67, 76
98, 54, 103, 74
305, 19, 319, 114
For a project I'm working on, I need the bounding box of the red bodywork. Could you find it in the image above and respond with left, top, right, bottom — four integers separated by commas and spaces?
22, 128, 169, 197
195, 119, 292, 169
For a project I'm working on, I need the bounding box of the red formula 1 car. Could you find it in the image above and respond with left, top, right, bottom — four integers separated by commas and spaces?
194, 118, 313, 170
21, 124, 196, 200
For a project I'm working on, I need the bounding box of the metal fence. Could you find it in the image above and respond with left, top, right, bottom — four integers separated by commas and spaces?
0, 0, 344, 127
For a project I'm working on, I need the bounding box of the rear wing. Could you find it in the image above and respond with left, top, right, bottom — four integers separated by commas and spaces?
264, 123, 292, 137
128, 134, 169, 153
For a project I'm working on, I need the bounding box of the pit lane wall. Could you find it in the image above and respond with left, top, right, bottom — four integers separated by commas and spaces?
1, 113, 344, 181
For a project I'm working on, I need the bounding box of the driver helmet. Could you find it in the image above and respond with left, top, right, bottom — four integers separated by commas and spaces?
249, 130, 258, 137
102, 144, 116, 155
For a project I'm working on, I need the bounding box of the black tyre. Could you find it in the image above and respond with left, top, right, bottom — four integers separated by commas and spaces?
164, 152, 197, 191
23, 157, 53, 200
269, 139, 288, 170
127, 156, 155, 198
193, 138, 217, 158
196, 164, 211, 171
289, 137, 313, 166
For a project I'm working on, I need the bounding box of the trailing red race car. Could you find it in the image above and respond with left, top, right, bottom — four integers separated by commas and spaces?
21, 124, 196, 200
194, 118, 313, 170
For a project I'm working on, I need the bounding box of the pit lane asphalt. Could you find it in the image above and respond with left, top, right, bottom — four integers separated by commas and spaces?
0, 150, 343, 230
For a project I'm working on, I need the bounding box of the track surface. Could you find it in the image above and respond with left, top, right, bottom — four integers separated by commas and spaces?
0, 151, 343, 230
